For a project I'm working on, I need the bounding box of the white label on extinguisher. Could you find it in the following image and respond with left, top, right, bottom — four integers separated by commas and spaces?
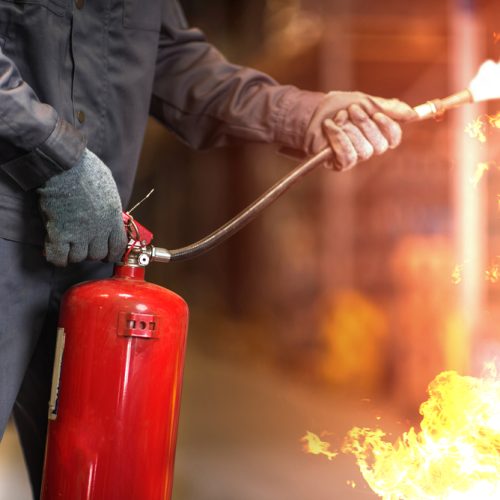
48, 327, 66, 421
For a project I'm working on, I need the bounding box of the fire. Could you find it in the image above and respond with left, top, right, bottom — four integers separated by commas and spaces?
465, 116, 487, 143
303, 366, 500, 499
470, 162, 490, 186
487, 112, 500, 128
302, 431, 338, 460
451, 264, 462, 284
464, 112, 500, 144
494, 32, 500, 44
485, 262, 500, 283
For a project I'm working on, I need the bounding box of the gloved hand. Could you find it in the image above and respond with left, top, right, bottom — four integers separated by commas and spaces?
37, 148, 128, 267
304, 91, 417, 170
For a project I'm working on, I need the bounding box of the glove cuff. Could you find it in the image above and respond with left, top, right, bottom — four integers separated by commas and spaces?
0, 117, 87, 191
274, 86, 324, 153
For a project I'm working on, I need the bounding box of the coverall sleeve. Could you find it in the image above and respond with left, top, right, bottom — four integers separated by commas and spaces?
150, 0, 324, 152
0, 48, 86, 191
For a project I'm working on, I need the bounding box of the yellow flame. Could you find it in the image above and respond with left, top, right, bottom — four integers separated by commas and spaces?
451, 264, 463, 284
305, 367, 500, 499
487, 111, 500, 128
470, 162, 490, 186
485, 262, 500, 283
465, 116, 487, 143
301, 431, 338, 460
464, 112, 500, 143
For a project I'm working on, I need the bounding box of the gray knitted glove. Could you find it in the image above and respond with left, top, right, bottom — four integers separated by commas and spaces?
305, 91, 417, 170
37, 148, 128, 267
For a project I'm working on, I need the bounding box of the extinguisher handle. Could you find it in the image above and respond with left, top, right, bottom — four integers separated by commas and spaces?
122, 211, 154, 245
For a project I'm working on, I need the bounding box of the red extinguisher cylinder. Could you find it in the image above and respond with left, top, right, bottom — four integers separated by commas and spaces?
41, 264, 189, 500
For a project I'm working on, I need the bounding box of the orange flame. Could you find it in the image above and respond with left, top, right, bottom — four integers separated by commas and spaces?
304, 365, 500, 499
494, 32, 500, 44
301, 431, 338, 460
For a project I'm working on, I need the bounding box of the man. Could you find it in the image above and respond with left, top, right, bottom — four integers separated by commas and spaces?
0, 0, 416, 497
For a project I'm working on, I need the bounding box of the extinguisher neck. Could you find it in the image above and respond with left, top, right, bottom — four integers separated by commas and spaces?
113, 264, 146, 280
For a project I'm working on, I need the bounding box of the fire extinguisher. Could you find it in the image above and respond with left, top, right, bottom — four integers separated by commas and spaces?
40, 214, 189, 500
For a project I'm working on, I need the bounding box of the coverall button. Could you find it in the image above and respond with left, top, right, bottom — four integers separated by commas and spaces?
75, 0, 84, 9
77, 110, 86, 124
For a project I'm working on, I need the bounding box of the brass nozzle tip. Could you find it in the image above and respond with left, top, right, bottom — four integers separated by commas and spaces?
412, 89, 473, 121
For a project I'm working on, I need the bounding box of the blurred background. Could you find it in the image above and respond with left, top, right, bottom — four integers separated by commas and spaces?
1, 0, 500, 498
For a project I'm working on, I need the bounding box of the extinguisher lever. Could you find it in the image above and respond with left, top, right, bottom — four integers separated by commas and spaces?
122, 212, 154, 245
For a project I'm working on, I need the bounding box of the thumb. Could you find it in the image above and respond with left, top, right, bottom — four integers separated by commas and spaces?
107, 224, 128, 263
369, 97, 417, 122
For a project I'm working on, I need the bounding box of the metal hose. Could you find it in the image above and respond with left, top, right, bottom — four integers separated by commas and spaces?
166, 148, 331, 262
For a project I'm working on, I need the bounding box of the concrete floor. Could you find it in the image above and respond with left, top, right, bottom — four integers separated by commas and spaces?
0, 341, 403, 500
0, 421, 32, 500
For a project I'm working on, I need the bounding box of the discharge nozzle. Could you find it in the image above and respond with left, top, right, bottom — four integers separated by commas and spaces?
413, 89, 473, 121
413, 59, 500, 121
